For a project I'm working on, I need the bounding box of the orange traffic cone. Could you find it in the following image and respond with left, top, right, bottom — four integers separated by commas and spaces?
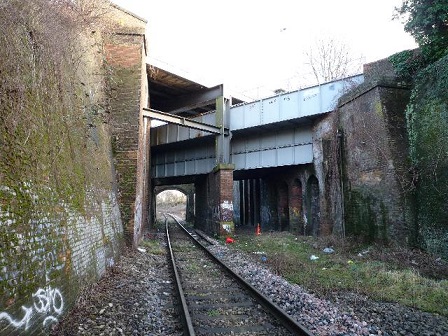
255, 223, 261, 235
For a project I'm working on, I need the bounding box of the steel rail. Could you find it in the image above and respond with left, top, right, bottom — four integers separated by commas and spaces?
166, 214, 315, 336
165, 216, 196, 336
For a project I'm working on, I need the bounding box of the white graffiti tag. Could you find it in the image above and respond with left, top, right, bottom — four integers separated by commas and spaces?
0, 306, 33, 330
32, 287, 64, 315
0, 286, 64, 331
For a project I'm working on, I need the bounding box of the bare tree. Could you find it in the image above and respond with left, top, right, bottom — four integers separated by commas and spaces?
157, 190, 186, 206
303, 37, 364, 84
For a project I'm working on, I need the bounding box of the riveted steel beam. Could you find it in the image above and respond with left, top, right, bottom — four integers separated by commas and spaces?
143, 107, 228, 135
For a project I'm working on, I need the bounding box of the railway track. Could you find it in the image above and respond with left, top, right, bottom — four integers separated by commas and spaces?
165, 214, 313, 336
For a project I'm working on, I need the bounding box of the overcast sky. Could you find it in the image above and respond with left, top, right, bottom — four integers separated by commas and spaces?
111, 0, 417, 99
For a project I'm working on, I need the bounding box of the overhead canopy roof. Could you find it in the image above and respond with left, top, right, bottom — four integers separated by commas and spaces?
147, 63, 245, 117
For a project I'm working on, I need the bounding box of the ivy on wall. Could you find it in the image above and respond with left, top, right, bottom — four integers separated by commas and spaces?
388, 49, 428, 82
395, 0, 448, 63
406, 55, 448, 258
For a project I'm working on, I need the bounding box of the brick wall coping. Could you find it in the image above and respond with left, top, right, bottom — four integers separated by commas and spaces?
338, 77, 412, 108
110, 3, 147, 23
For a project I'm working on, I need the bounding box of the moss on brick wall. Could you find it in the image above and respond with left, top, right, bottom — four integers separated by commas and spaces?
344, 189, 388, 243
338, 85, 412, 244
0, 1, 125, 334
406, 55, 448, 258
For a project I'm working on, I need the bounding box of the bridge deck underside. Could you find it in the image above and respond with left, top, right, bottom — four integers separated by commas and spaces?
151, 123, 314, 179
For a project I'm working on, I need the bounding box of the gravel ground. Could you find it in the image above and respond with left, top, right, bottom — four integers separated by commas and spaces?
52, 244, 182, 336
206, 240, 448, 336
53, 234, 448, 336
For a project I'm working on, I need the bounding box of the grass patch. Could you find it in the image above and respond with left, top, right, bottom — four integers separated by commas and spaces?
139, 239, 164, 255
230, 232, 448, 316
207, 309, 220, 317
186, 260, 201, 273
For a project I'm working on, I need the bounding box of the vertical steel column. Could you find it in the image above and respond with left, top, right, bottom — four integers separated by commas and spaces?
249, 179, 256, 226
254, 178, 261, 226
244, 180, 250, 226
186, 191, 195, 223
215, 96, 231, 164
239, 180, 245, 225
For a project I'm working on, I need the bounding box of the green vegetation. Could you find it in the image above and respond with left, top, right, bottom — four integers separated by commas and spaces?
230, 232, 448, 316
139, 239, 165, 255
0, 0, 120, 308
185, 259, 201, 273
388, 49, 427, 81
389, 1, 448, 258
395, 0, 448, 63
207, 309, 220, 317
405, 55, 448, 258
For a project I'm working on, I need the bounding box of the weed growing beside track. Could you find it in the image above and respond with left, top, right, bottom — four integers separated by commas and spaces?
227, 231, 448, 316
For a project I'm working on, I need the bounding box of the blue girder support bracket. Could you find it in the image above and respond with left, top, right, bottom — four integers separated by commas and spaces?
143, 107, 229, 136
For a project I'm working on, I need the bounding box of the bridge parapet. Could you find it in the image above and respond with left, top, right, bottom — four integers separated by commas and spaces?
230, 75, 363, 130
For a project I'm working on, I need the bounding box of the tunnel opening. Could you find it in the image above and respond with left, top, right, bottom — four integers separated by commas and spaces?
155, 189, 188, 221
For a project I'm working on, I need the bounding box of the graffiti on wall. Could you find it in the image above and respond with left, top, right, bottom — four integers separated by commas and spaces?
0, 284, 64, 331
220, 201, 233, 222
0, 187, 121, 333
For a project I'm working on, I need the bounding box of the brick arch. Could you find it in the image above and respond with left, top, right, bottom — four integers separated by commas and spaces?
153, 185, 195, 223
154, 185, 192, 197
